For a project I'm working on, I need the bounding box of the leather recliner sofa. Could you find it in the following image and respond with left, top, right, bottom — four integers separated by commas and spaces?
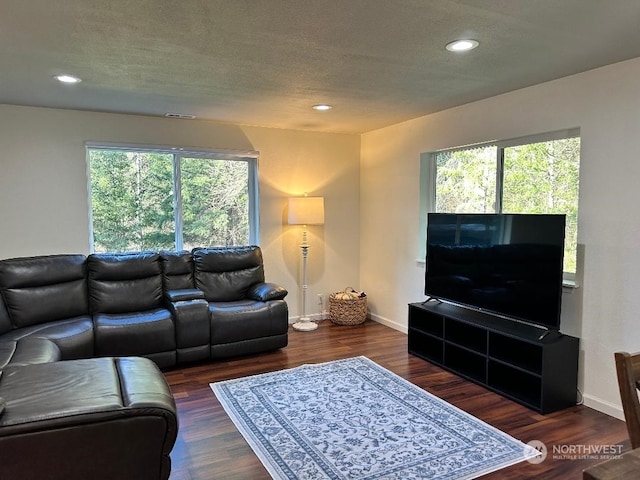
0, 245, 288, 480
0, 245, 289, 369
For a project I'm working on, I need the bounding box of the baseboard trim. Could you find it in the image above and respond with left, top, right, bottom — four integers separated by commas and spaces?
582, 393, 624, 420
288, 312, 407, 334
368, 312, 407, 334
288, 313, 325, 324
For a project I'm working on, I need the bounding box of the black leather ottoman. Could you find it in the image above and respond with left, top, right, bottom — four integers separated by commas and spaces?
0, 357, 177, 480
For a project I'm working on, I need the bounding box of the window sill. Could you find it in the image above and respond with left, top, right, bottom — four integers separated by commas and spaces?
563, 280, 579, 290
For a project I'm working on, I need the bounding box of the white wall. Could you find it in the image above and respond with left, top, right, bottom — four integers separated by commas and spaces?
0, 105, 361, 323
360, 57, 640, 419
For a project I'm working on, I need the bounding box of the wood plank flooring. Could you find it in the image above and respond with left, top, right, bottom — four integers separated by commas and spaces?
165, 320, 629, 479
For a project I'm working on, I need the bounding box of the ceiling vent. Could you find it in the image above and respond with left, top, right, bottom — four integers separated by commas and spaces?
164, 113, 196, 119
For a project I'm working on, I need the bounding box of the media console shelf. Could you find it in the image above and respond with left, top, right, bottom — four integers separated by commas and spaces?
408, 301, 579, 414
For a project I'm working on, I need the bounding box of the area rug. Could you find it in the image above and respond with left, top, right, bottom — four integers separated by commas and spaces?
210, 356, 537, 479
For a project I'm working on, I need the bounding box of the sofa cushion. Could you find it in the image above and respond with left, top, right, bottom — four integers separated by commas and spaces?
88, 252, 163, 313
94, 309, 176, 362
0, 357, 177, 480
0, 338, 61, 370
193, 246, 265, 301
0, 317, 95, 360
0, 357, 175, 426
209, 299, 288, 344
0, 342, 16, 369
0, 296, 11, 336
0, 254, 88, 329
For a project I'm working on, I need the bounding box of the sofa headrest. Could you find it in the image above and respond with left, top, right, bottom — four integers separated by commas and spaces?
88, 252, 162, 280
192, 246, 265, 301
192, 246, 263, 272
0, 254, 88, 329
160, 251, 194, 291
88, 252, 163, 314
0, 254, 87, 288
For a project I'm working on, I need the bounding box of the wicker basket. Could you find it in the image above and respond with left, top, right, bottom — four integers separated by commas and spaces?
329, 288, 367, 326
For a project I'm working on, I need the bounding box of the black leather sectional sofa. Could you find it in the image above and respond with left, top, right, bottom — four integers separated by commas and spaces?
0, 245, 289, 368
0, 246, 289, 480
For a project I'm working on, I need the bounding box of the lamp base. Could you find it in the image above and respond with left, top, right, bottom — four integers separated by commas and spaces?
292, 318, 318, 332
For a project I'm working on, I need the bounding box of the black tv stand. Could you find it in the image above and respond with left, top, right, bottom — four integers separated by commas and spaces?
408, 302, 579, 414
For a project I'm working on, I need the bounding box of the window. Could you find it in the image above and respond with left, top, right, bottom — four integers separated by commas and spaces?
420, 129, 580, 279
87, 144, 259, 253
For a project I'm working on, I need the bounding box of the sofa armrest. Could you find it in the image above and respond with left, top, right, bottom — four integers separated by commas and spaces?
0, 337, 61, 370
247, 282, 288, 302
164, 288, 205, 302
166, 297, 210, 363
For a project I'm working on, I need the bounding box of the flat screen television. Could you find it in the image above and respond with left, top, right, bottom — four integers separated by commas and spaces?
425, 213, 566, 330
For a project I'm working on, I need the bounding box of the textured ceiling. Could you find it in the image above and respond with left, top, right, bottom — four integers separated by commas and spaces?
2, 0, 640, 134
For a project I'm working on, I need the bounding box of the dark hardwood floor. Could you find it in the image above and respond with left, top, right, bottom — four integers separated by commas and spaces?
165, 320, 628, 479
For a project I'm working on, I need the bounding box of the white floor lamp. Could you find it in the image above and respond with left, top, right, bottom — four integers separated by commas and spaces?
288, 195, 325, 332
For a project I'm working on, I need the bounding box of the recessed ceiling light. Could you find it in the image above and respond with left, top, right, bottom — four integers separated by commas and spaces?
445, 39, 479, 52
312, 104, 333, 111
164, 113, 196, 119
54, 74, 82, 84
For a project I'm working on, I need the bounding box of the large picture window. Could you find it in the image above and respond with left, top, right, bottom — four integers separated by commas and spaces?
420, 129, 580, 278
87, 144, 259, 253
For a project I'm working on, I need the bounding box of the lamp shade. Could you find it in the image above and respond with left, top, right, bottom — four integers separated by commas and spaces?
288, 197, 325, 225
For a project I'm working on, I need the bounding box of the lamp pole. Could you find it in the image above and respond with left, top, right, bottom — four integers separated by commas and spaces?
300, 226, 309, 321
293, 225, 317, 331
288, 195, 324, 332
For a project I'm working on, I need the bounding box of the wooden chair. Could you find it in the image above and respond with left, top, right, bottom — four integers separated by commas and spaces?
581, 353, 640, 480
614, 351, 640, 449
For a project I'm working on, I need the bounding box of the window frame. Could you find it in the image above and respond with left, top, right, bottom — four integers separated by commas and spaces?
86, 142, 260, 252
419, 128, 580, 283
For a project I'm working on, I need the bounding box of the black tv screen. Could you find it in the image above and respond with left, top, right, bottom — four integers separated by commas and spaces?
425, 213, 566, 330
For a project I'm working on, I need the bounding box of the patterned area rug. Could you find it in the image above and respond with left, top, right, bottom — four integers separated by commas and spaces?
210, 356, 537, 479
